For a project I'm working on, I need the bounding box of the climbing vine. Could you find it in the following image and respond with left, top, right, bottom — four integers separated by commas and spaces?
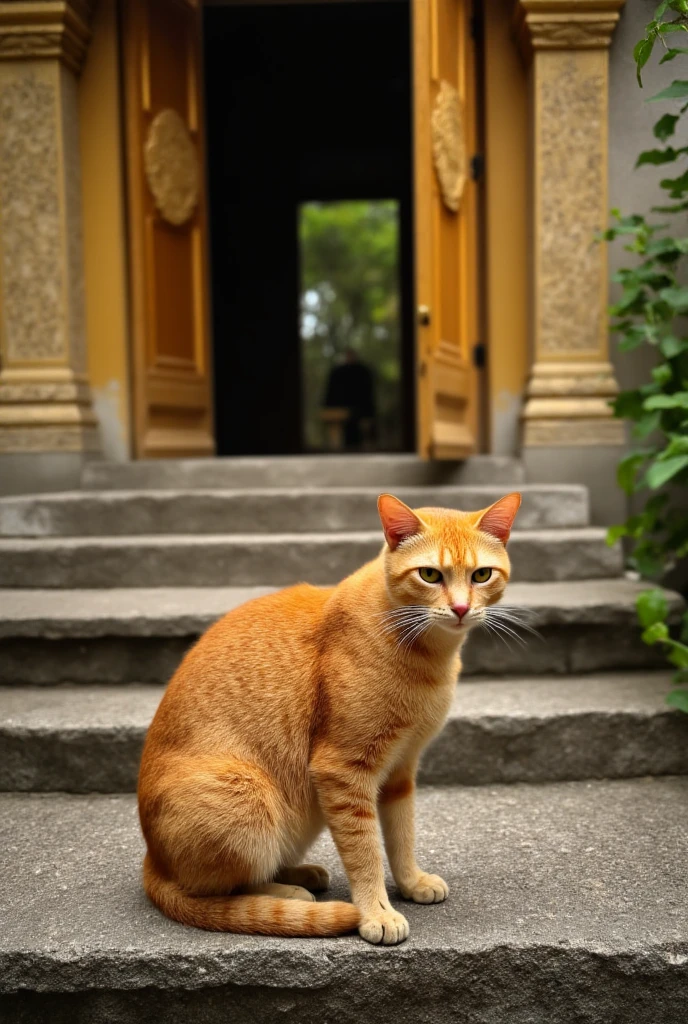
603, 0, 688, 710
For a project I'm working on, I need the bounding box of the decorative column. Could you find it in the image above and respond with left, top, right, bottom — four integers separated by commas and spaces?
0, 1, 99, 491
514, 0, 626, 449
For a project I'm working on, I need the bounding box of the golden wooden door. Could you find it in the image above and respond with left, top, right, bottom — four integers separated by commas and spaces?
122, 0, 214, 458
413, 0, 478, 459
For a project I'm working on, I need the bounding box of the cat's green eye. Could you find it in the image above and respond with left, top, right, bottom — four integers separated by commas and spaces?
418, 567, 443, 584
472, 567, 492, 584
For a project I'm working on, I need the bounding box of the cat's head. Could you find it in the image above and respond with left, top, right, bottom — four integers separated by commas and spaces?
377, 492, 521, 641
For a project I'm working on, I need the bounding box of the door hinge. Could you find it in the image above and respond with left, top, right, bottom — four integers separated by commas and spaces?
470, 154, 484, 182
473, 342, 486, 369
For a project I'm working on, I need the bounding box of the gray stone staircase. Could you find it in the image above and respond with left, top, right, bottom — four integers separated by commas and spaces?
0, 454, 686, 1023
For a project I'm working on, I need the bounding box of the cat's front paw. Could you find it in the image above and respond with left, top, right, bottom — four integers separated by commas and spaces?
359, 907, 409, 945
399, 872, 449, 904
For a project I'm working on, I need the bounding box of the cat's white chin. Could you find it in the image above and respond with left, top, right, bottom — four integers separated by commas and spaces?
436, 616, 474, 636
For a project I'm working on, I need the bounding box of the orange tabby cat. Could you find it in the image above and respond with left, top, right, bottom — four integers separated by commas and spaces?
138, 491, 521, 944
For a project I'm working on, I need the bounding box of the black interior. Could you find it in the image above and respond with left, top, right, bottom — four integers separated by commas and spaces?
204, 1, 415, 455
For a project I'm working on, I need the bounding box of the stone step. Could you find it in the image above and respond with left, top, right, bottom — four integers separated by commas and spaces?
0, 527, 621, 588
0, 483, 589, 536
81, 453, 525, 490
1, 780, 686, 1023
0, 580, 680, 684
2, 673, 686, 793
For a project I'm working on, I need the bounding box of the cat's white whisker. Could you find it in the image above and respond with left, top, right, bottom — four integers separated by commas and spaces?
480, 616, 528, 648
485, 605, 542, 640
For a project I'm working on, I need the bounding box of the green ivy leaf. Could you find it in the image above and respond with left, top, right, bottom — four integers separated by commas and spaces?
637, 588, 669, 627
617, 450, 649, 493
635, 37, 655, 85
653, 112, 680, 140
660, 169, 688, 197
645, 453, 688, 487
606, 523, 628, 545
662, 434, 688, 457
660, 46, 688, 62
619, 332, 650, 351
660, 335, 686, 357
659, 286, 688, 310
612, 390, 646, 419
652, 200, 688, 212
666, 639, 688, 668
651, 363, 674, 386
642, 621, 670, 644
637, 147, 688, 166
633, 547, 666, 578
658, 20, 688, 31
632, 411, 662, 438
648, 79, 688, 101
643, 392, 688, 409
611, 287, 646, 314
666, 688, 688, 712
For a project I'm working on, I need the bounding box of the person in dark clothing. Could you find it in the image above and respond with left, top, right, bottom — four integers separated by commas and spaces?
323, 348, 376, 449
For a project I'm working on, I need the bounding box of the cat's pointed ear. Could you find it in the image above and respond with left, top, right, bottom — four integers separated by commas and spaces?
475, 492, 522, 544
378, 494, 425, 550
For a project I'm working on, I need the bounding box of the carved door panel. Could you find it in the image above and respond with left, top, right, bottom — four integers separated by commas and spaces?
412, 0, 478, 458
122, 0, 214, 458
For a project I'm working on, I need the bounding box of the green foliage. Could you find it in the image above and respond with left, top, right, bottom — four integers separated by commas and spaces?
605, 2, 688, 709
299, 200, 402, 450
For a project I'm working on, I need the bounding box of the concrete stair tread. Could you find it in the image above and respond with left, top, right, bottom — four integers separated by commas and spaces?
81, 453, 526, 490
1, 779, 687, 1019
0, 579, 678, 638
0, 526, 609, 545
2, 672, 687, 791
0, 671, 679, 729
0, 484, 589, 536
0, 529, 624, 586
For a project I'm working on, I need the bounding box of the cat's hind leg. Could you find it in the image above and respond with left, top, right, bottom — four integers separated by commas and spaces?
140, 753, 288, 895
239, 881, 316, 901
275, 865, 330, 892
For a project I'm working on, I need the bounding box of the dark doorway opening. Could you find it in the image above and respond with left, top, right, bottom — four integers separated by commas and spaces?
204, 1, 415, 456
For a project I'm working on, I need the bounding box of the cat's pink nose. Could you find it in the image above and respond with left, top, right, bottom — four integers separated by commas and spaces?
451, 603, 470, 621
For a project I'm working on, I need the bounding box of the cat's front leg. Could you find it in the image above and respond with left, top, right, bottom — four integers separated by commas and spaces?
379, 763, 449, 905
311, 745, 409, 945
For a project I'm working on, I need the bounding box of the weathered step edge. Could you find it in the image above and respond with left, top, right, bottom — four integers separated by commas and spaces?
0, 581, 681, 684
0, 529, 622, 587
81, 454, 526, 490
1, 781, 688, 1024
1, 674, 687, 792
0, 484, 589, 537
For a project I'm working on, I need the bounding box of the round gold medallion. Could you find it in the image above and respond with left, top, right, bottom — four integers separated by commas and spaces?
144, 108, 200, 227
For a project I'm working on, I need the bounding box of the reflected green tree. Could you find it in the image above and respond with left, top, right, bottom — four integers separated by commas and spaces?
299, 200, 402, 450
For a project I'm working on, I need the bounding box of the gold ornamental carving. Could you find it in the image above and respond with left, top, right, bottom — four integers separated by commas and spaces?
431, 80, 466, 214
513, 0, 625, 60
0, 1, 95, 74
144, 109, 199, 227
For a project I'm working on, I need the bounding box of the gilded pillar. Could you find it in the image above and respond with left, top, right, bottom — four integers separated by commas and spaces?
0, 1, 99, 488
514, 0, 625, 449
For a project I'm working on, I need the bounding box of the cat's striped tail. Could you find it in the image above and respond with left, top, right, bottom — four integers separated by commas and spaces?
143, 855, 360, 937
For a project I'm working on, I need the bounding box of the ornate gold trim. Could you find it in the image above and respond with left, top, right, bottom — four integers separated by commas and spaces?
0, 2, 95, 74
144, 108, 200, 227
431, 80, 466, 213
523, 416, 625, 445
514, 0, 625, 60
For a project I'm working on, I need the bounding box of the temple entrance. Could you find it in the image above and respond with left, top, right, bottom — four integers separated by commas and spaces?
121, 0, 480, 460
204, 2, 416, 455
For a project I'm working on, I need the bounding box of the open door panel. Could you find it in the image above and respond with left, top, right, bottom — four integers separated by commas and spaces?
413, 0, 479, 459
122, 0, 214, 458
